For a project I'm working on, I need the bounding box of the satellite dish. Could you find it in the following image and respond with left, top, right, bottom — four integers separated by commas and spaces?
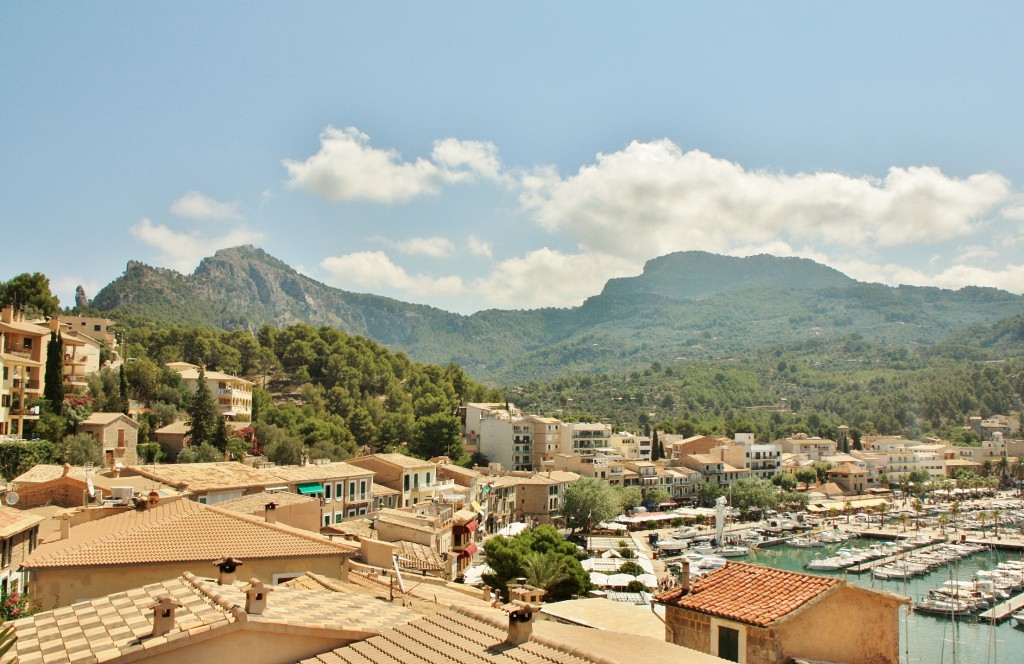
5, 492, 19, 506
87, 476, 96, 498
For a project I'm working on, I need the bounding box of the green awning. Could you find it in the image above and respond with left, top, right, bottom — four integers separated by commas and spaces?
297, 483, 324, 495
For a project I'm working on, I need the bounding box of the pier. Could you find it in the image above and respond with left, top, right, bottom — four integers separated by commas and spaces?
977, 592, 1024, 623
846, 542, 944, 574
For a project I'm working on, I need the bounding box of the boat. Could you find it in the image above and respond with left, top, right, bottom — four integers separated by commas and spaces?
913, 597, 975, 617
1012, 613, 1024, 627
716, 545, 749, 558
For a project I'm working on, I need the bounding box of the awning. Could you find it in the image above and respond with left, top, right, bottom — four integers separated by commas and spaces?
471, 501, 482, 513
464, 519, 479, 532
297, 483, 324, 495
459, 542, 479, 559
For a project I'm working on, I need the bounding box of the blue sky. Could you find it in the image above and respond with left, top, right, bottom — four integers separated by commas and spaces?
3, 3, 1023, 314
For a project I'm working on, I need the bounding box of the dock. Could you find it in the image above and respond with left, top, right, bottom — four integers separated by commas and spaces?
977, 592, 1024, 623
846, 542, 945, 574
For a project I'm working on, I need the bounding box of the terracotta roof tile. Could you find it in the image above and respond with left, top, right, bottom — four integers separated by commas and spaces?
654, 561, 841, 627
21, 499, 354, 569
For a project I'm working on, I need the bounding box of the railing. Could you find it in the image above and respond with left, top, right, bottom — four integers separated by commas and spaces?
11, 379, 40, 390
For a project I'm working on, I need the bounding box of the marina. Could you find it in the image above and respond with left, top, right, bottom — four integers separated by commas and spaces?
742, 531, 1024, 664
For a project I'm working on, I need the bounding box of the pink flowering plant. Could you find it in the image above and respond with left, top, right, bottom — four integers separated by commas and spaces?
0, 588, 35, 622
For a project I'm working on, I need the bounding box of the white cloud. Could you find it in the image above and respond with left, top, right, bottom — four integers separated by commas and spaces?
393, 237, 455, 257
283, 128, 510, 203
472, 248, 637, 309
521, 140, 1011, 262
170, 191, 241, 220
284, 126, 442, 202
824, 257, 1024, 295
129, 218, 264, 273
432, 138, 505, 183
466, 235, 493, 258
320, 251, 463, 297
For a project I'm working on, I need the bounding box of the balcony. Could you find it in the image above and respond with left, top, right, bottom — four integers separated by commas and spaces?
11, 379, 41, 391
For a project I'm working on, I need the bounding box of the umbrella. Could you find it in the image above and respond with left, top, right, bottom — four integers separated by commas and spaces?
637, 573, 659, 588
497, 522, 528, 537
598, 521, 628, 531
606, 573, 634, 587
462, 564, 492, 586
590, 572, 611, 587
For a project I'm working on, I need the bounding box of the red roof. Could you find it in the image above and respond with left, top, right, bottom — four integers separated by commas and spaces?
655, 562, 841, 627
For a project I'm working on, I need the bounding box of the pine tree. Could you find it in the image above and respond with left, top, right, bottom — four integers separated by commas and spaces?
186, 366, 218, 448
44, 330, 64, 416
212, 415, 229, 453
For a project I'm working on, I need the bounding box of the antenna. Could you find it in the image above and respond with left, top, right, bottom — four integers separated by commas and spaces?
5, 491, 20, 506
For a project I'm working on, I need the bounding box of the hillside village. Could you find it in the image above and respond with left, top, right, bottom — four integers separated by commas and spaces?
2, 302, 1024, 663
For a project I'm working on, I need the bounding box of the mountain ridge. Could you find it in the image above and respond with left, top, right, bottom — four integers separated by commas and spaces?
91, 245, 1024, 382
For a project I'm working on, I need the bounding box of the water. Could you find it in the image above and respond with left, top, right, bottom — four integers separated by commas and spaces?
745, 536, 1023, 664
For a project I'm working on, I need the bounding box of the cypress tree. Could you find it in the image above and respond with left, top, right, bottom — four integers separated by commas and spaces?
44, 330, 64, 416
186, 365, 218, 448
650, 429, 661, 461
118, 365, 129, 414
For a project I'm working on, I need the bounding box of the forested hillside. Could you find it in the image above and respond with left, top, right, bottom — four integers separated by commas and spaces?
89, 247, 1024, 383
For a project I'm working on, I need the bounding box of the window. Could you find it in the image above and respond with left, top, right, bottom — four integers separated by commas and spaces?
336, 483, 343, 499
425, 472, 431, 486
359, 479, 367, 500
22, 338, 32, 350
717, 626, 740, 662
322, 515, 331, 527
334, 513, 343, 524
404, 474, 410, 491
93, 324, 101, 332
324, 483, 332, 500
349, 481, 356, 500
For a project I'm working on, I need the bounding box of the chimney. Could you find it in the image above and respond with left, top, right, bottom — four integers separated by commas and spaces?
242, 578, 274, 615
505, 604, 537, 646
680, 560, 690, 594
57, 514, 71, 540
264, 501, 278, 524
62, 463, 71, 477
149, 595, 183, 637
214, 556, 243, 585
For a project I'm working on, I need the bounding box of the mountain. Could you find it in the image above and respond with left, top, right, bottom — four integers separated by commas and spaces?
91, 246, 1024, 382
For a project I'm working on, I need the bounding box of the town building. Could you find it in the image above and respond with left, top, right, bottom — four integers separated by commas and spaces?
774, 434, 837, 461
8, 464, 181, 509
268, 461, 376, 526
347, 453, 442, 508
0, 505, 42, 597
167, 361, 253, 421
655, 561, 907, 663
21, 498, 357, 607
77, 411, 140, 468
0, 306, 49, 438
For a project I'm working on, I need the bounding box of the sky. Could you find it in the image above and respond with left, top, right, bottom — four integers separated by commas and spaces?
2, 3, 1024, 315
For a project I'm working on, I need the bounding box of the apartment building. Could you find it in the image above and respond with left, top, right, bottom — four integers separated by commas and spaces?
0, 506, 43, 597
560, 421, 611, 457
77, 412, 140, 469
459, 402, 535, 471
549, 453, 625, 486
0, 306, 49, 438
775, 434, 838, 461
347, 453, 443, 508
167, 361, 253, 421
270, 461, 376, 526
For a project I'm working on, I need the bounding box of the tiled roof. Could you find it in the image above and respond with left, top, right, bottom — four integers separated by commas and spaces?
297, 569, 494, 614
829, 462, 867, 474
269, 461, 371, 482
351, 453, 437, 470
126, 462, 273, 492
0, 505, 44, 538
654, 561, 841, 627
303, 604, 729, 664
21, 499, 355, 569
80, 412, 134, 426
214, 490, 319, 513
9, 572, 419, 664
392, 540, 444, 571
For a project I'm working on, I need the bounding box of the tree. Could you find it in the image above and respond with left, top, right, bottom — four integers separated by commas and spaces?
481, 525, 590, 602
411, 412, 462, 459
177, 442, 222, 463
58, 433, 103, 467
44, 331, 64, 416
644, 486, 671, 507
212, 416, 230, 453
561, 478, 620, 533
729, 478, 780, 517
522, 550, 571, 593
795, 468, 817, 490
117, 365, 129, 414
696, 480, 724, 507
186, 366, 218, 448
651, 429, 661, 461
137, 442, 164, 464
0, 272, 60, 317
614, 486, 643, 513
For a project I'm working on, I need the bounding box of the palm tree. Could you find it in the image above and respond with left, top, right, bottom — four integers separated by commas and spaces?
950, 501, 961, 537
992, 508, 1002, 539
911, 499, 923, 530
978, 511, 988, 538
522, 551, 570, 594
995, 455, 1010, 488
938, 513, 949, 538
898, 513, 910, 533
844, 501, 854, 524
